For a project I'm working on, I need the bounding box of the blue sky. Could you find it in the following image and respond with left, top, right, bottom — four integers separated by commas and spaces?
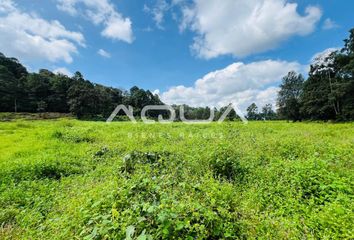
0, 0, 353, 109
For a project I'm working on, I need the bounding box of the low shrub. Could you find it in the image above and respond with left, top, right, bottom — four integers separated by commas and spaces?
121, 151, 172, 174
209, 149, 247, 182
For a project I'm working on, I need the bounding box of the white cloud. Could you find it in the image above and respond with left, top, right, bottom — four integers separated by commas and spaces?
311, 48, 339, 74
0, 0, 84, 64
311, 48, 338, 63
53, 67, 73, 76
97, 49, 111, 58
57, 0, 133, 43
144, 0, 170, 29
161, 60, 302, 110
101, 16, 133, 42
144, 0, 187, 30
152, 89, 160, 96
0, 0, 15, 12
179, 0, 322, 59
322, 18, 339, 30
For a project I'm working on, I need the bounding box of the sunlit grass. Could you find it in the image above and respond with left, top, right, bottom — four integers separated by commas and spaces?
0, 120, 353, 239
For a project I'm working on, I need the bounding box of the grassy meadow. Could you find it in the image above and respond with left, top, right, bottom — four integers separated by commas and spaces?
0, 119, 353, 239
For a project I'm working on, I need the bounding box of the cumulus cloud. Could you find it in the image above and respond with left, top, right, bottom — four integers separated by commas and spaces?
56, 0, 133, 43
322, 18, 339, 30
161, 60, 303, 110
179, 0, 322, 59
311, 48, 339, 63
310, 48, 339, 74
97, 49, 111, 58
0, 0, 85, 63
53, 67, 73, 76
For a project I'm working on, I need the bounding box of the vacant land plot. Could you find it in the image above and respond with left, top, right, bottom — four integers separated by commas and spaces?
0, 120, 353, 239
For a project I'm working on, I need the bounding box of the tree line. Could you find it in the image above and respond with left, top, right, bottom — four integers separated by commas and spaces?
0, 54, 276, 121
1, 28, 353, 121
277, 28, 354, 121
0, 59, 164, 119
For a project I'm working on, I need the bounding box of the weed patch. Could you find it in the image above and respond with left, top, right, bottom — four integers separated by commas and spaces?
0, 161, 85, 183
121, 151, 173, 174
0, 120, 352, 239
52, 130, 95, 143
209, 149, 247, 182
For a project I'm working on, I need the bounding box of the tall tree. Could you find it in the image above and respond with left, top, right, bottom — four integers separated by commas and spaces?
25, 72, 51, 112
0, 53, 28, 112
336, 28, 354, 120
261, 104, 277, 120
0, 66, 18, 112
94, 85, 124, 118
215, 105, 239, 121
47, 73, 72, 112
0, 53, 27, 79
124, 86, 164, 118
67, 73, 99, 118
277, 71, 304, 121
246, 103, 259, 120
301, 50, 339, 120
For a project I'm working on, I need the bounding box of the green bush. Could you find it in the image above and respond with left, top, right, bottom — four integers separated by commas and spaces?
209, 149, 247, 182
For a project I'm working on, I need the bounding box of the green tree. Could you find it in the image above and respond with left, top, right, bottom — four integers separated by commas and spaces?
47, 73, 72, 112
0, 66, 18, 112
124, 86, 164, 118
301, 51, 339, 120
336, 28, 354, 120
277, 71, 304, 121
261, 104, 277, 120
94, 85, 123, 118
25, 72, 51, 112
0, 53, 28, 112
246, 103, 259, 120
301, 29, 354, 121
67, 73, 99, 118
0, 53, 27, 79
215, 105, 239, 121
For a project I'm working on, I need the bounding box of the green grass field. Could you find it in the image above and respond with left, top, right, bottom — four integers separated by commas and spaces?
0, 120, 353, 239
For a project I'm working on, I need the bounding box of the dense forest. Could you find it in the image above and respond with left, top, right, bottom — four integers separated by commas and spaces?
277, 28, 354, 121
1, 28, 353, 121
